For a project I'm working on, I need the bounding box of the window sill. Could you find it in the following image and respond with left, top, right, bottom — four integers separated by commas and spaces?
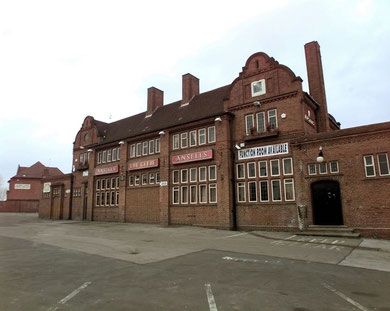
171, 204, 218, 207
237, 202, 296, 206
361, 175, 390, 181
244, 129, 279, 141
305, 173, 343, 179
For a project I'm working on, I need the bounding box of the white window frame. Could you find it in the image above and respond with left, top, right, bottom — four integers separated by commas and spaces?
181, 169, 188, 183
270, 159, 280, 176
110, 191, 115, 206
181, 186, 188, 204
112, 148, 117, 162
142, 141, 148, 156
136, 143, 142, 157
199, 167, 207, 182
268, 109, 278, 129
259, 160, 267, 177
247, 162, 256, 178
259, 181, 269, 202
329, 161, 339, 174
237, 182, 246, 203
208, 165, 217, 181
102, 150, 107, 163
189, 130, 197, 147
97, 152, 102, 164
251, 79, 266, 97
364, 155, 376, 177
284, 179, 295, 201
107, 150, 112, 162
190, 168, 197, 183
173, 134, 179, 150
198, 129, 206, 145
134, 175, 140, 186
319, 162, 327, 174
96, 179, 100, 190
199, 184, 207, 203
155, 138, 160, 153
236, 163, 245, 179
117, 147, 120, 160
172, 187, 179, 204
248, 181, 257, 202
256, 111, 266, 133
308, 164, 317, 175
95, 193, 100, 207
172, 170, 179, 184
129, 175, 134, 186
149, 140, 154, 154
377, 153, 390, 176
130, 144, 136, 158
115, 191, 119, 206
181, 132, 188, 149
142, 174, 147, 185
245, 114, 254, 135
271, 179, 282, 202
282, 158, 293, 175
208, 126, 216, 143
149, 173, 155, 184
209, 184, 217, 203
190, 185, 197, 204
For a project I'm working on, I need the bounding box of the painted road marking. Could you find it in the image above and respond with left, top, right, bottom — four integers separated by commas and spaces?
322, 283, 371, 311
47, 282, 92, 311
205, 283, 218, 311
216, 232, 248, 239
270, 238, 346, 251
222, 256, 261, 263
284, 235, 297, 240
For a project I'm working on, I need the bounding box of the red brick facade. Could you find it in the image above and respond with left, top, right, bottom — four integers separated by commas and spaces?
1, 162, 63, 213
38, 41, 390, 238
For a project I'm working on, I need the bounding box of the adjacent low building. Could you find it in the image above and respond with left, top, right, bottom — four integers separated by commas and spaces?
38, 41, 390, 238
0, 162, 64, 212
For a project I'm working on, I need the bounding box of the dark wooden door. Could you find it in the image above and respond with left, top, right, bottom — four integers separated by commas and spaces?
311, 181, 343, 225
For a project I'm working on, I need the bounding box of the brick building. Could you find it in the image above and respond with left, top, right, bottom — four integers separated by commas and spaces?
39, 41, 390, 238
0, 162, 64, 212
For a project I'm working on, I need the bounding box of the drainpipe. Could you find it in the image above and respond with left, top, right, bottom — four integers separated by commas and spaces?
229, 114, 237, 231
68, 170, 74, 220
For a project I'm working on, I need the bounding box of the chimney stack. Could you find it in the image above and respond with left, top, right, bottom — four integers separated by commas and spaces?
304, 41, 330, 132
146, 87, 163, 117
182, 73, 199, 105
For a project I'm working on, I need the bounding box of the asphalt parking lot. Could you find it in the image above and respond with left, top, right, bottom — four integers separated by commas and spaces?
0, 213, 390, 310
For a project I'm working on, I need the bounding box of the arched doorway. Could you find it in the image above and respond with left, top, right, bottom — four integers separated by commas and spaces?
311, 180, 343, 225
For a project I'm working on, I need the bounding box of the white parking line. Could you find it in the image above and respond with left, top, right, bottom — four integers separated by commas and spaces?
222, 256, 261, 263
322, 283, 371, 311
47, 282, 92, 311
216, 232, 248, 239
205, 283, 218, 311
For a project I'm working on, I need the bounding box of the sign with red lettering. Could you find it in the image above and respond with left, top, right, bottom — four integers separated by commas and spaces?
94, 165, 119, 176
128, 159, 159, 171
171, 150, 213, 164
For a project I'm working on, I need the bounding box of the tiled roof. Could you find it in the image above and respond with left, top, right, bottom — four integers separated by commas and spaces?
13, 162, 64, 179
95, 85, 230, 145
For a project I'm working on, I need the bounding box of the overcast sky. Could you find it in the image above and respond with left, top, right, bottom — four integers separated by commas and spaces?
1, 0, 389, 189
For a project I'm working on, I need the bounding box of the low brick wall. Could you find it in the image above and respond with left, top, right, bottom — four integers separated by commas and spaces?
0, 200, 38, 213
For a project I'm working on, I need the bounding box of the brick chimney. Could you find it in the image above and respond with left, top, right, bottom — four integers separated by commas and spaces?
182, 73, 199, 105
304, 41, 330, 132
146, 87, 163, 117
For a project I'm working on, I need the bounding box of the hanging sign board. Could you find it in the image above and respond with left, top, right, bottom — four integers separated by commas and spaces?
238, 143, 289, 160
